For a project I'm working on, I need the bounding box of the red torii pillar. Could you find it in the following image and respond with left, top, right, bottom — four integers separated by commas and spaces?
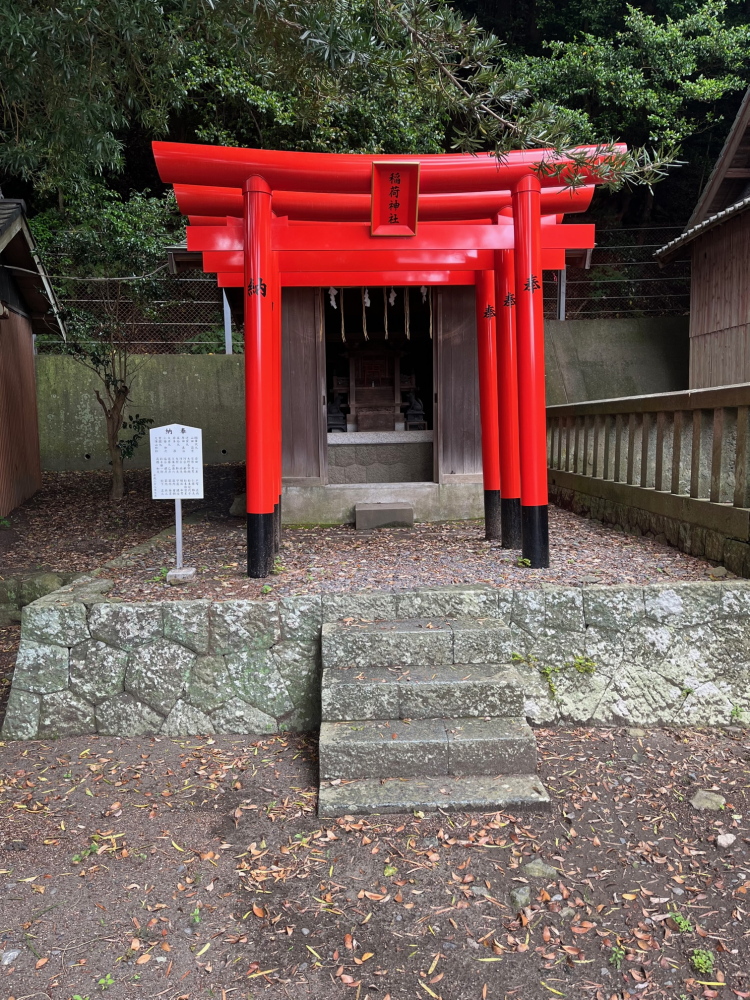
513, 174, 549, 568
243, 176, 277, 577
474, 270, 502, 540
495, 249, 522, 549
273, 267, 282, 554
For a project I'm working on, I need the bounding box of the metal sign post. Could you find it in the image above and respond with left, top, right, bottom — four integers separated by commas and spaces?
149, 424, 204, 584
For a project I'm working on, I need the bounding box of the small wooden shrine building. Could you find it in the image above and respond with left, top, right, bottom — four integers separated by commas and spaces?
153, 142, 620, 576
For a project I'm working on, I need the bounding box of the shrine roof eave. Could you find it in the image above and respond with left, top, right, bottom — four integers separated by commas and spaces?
154, 141, 626, 196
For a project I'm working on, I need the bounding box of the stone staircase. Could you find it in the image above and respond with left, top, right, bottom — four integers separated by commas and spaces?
318, 617, 550, 816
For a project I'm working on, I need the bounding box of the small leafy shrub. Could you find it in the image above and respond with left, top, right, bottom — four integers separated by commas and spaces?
690, 948, 714, 975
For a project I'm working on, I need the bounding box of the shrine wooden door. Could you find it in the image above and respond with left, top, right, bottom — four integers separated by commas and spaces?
282, 288, 328, 484
434, 286, 483, 483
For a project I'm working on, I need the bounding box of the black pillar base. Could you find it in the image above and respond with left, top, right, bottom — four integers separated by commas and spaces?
501, 497, 522, 549
483, 490, 502, 541
247, 512, 275, 578
273, 500, 282, 554
521, 504, 550, 568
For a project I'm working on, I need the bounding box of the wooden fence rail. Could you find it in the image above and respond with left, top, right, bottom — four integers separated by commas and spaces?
546, 383, 750, 572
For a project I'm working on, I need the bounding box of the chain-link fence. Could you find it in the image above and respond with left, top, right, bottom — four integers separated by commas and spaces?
543, 226, 690, 319
36, 226, 689, 353
35, 274, 235, 355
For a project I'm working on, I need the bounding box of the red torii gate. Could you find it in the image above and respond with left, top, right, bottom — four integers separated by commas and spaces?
153, 141, 623, 577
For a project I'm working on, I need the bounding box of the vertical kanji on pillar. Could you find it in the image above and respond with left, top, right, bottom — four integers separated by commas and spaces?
244, 175, 276, 577
512, 175, 550, 568
475, 270, 502, 540
495, 248, 522, 549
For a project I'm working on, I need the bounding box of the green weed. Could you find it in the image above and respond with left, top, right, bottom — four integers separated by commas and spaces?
609, 943, 626, 970
690, 948, 714, 976
670, 910, 692, 933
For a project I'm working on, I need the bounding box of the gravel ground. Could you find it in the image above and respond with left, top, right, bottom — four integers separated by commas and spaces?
0, 726, 748, 1000
105, 509, 723, 603
0, 465, 725, 602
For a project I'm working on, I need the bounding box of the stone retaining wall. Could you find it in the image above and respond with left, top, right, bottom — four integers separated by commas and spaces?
3, 580, 750, 739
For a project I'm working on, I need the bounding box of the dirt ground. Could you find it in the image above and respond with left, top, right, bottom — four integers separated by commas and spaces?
0, 727, 748, 1000
1, 467, 724, 605
0, 467, 243, 577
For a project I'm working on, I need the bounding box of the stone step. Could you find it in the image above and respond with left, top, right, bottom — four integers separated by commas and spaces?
319, 717, 537, 780
355, 502, 414, 530
321, 663, 525, 721
320, 617, 513, 670
318, 773, 550, 816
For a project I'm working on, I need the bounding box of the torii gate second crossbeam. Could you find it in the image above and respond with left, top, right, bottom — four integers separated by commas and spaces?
154, 141, 624, 577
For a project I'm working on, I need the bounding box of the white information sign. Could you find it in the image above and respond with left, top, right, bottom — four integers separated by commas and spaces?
150, 423, 204, 500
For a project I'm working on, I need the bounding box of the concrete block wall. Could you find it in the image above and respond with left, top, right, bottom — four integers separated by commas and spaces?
35, 316, 689, 472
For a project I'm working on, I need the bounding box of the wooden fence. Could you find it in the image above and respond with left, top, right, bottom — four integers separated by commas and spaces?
546, 383, 750, 570
0, 311, 42, 517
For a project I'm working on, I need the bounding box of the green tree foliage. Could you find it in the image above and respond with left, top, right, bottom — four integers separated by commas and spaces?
506, 3, 750, 147
457, 0, 750, 220
2, 0, 677, 209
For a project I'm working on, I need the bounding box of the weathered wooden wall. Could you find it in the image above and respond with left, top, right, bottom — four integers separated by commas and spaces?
434, 286, 482, 482
0, 310, 42, 516
281, 287, 327, 485
690, 211, 750, 388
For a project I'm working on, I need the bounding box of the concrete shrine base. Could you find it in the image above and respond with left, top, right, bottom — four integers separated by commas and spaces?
3, 579, 750, 740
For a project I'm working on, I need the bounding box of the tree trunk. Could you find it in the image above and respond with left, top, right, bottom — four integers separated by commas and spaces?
97, 389, 128, 501
110, 446, 125, 501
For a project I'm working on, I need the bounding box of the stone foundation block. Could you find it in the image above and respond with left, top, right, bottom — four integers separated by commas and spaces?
2, 688, 41, 740
14, 640, 68, 694
210, 697, 276, 734
163, 601, 211, 654
124, 639, 195, 716
39, 691, 95, 738
22, 601, 89, 647
69, 640, 128, 705
96, 693, 164, 736
89, 603, 163, 650
162, 700, 214, 736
